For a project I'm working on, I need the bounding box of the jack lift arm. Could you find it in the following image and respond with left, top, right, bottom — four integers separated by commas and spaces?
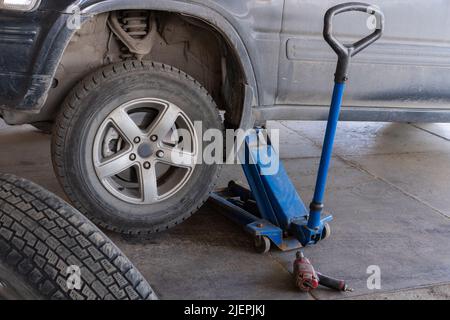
210, 2, 384, 290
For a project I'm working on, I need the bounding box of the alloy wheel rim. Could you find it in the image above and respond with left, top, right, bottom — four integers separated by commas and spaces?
93, 98, 198, 205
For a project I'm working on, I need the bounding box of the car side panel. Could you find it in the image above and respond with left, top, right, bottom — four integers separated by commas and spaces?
277, 0, 450, 111
192, 0, 283, 106
0, 9, 69, 110
0, 0, 283, 116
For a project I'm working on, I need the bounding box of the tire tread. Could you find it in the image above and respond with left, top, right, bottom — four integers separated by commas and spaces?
0, 173, 156, 300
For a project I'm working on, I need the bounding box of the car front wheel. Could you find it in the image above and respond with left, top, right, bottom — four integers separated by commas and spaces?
52, 61, 223, 234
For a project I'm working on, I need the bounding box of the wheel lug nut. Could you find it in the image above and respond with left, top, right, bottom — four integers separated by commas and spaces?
156, 150, 164, 158
130, 153, 136, 161
150, 135, 158, 142
143, 162, 151, 169
134, 137, 141, 144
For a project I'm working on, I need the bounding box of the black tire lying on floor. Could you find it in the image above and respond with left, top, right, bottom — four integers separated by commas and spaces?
0, 173, 157, 300
52, 61, 223, 234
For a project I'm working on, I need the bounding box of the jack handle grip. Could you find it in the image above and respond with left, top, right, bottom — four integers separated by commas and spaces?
323, 2, 385, 82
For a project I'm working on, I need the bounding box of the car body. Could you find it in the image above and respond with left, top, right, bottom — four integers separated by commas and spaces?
2, 0, 450, 129
2, 1, 450, 234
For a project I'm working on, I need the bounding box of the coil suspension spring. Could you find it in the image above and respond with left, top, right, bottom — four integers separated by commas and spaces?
119, 10, 151, 59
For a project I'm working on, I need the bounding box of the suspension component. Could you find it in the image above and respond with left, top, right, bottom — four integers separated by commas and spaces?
108, 10, 158, 59
121, 11, 150, 39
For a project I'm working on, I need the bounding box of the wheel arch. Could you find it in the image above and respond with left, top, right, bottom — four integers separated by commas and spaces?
29, 1, 258, 129
78, 1, 258, 93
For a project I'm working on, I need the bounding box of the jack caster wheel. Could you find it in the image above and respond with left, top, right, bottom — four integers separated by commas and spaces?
254, 236, 271, 254
321, 223, 331, 240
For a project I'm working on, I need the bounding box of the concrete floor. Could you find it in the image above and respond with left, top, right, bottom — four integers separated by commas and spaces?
0, 119, 449, 300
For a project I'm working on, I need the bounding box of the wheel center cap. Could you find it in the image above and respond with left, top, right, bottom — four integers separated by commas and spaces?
137, 143, 153, 158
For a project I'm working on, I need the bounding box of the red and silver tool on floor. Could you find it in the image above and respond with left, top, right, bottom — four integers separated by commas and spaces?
293, 251, 353, 292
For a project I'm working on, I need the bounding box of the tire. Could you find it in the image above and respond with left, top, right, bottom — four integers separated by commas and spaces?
0, 173, 157, 300
52, 61, 223, 234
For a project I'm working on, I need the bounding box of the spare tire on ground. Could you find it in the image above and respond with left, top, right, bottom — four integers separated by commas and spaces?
0, 173, 157, 300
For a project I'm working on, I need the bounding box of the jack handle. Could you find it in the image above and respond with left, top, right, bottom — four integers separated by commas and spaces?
324, 2, 385, 83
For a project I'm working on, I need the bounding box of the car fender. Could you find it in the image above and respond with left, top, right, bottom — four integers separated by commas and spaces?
36, 0, 260, 128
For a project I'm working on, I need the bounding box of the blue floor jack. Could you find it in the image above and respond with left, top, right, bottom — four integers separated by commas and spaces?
211, 2, 384, 265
